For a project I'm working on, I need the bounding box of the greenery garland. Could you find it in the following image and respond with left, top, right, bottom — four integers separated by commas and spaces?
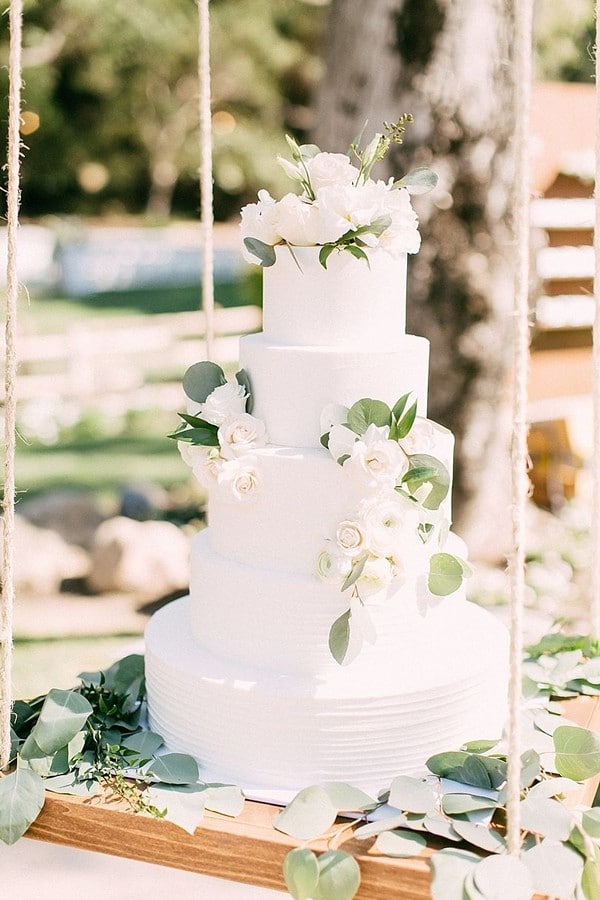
2, 631, 600, 899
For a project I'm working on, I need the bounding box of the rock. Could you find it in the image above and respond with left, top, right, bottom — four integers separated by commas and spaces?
0, 515, 90, 596
17, 489, 106, 549
88, 517, 190, 596
119, 483, 168, 521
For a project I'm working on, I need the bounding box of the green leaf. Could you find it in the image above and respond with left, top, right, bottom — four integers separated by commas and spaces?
582, 807, 600, 839
523, 838, 584, 898
388, 776, 436, 815
182, 361, 227, 403
235, 369, 253, 414
441, 793, 497, 816
394, 166, 438, 195
347, 398, 391, 435
473, 855, 533, 900
391, 394, 410, 421
200, 783, 245, 818
243, 237, 277, 267
0, 766, 45, 845
430, 848, 481, 900
554, 725, 600, 780
394, 401, 417, 440
423, 814, 462, 842
329, 610, 352, 666
343, 244, 369, 265
319, 244, 337, 269
314, 850, 360, 900
341, 555, 368, 592
520, 748, 541, 789
274, 786, 338, 842
29, 689, 92, 756
144, 784, 204, 835
428, 553, 465, 597
148, 753, 199, 785
169, 425, 220, 446
121, 730, 164, 763
461, 739, 500, 753
298, 142, 321, 160
525, 632, 600, 660
519, 796, 573, 841
284, 848, 320, 900
44, 773, 100, 797
374, 828, 427, 858
353, 814, 409, 840
451, 820, 506, 853
405, 454, 451, 510
320, 782, 376, 812
527, 776, 579, 800
581, 853, 600, 900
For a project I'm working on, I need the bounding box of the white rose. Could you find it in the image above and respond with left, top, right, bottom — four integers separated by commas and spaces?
305, 152, 360, 192
316, 182, 381, 236
376, 185, 421, 256
399, 417, 436, 455
192, 450, 223, 489
316, 547, 352, 583
199, 382, 247, 426
335, 520, 367, 557
320, 402, 349, 435
360, 493, 421, 557
357, 556, 394, 599
217, 456, 261, 502
327, 423, 357, 464
218, 413, 267, 460
346, 423, 408, 487
240, 190, 282, 262
273, 193, 325, 246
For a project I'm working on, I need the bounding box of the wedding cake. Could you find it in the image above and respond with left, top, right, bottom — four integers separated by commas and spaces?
145, 127, 508, 795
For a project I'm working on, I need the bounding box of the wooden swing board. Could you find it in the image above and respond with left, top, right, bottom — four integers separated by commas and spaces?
23, 695, 600, 900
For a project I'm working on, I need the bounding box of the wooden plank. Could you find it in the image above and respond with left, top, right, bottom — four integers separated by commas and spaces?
20, 696, 599, 898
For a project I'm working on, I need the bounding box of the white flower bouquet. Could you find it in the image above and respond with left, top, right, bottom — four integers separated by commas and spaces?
240, 116, 437, 268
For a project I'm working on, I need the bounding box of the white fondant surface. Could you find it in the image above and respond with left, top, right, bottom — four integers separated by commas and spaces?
240, 333, 430, 448
206, 429, 453, 574
262, 246, 407, 348
145, 597, 509, 795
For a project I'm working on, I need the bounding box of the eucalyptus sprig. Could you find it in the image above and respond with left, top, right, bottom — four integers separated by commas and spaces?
350, 113, 414, 184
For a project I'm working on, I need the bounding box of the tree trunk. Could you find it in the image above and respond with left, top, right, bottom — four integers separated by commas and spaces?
313, 0, 517, 561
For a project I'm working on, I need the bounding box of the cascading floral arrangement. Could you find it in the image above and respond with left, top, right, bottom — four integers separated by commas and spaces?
240, 116, 437, 268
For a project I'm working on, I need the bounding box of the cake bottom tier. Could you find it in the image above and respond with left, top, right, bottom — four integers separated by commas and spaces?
145, 597, 509, 796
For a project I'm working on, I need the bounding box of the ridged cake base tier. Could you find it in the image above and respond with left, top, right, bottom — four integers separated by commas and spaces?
145, 597, 509, 795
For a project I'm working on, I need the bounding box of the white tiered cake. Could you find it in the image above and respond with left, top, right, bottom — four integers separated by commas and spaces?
145, 254, 508, 796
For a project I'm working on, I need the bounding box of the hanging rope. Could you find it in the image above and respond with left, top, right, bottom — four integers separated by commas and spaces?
505, 0, 534, 857
1, 0, 24, 772
197, 0, 214, 361
591, 0, 600, 639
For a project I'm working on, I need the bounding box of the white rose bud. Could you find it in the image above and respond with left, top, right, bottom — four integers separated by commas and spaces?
316, 548, 352, 583
335, 520, 367, 557
217, 457, 261, 502
305, 152, 360, 192
218, 413, 267, 460
347, 423, 408, 487
199, 382, 248, 426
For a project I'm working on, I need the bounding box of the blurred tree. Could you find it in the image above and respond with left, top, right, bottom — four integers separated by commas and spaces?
535, 0, 594, 83
0, 0, 326, 219
313, 0, 517, 560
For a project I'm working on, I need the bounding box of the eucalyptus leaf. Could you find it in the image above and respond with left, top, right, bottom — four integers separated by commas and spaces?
320, 782, 376, 812
30, 689, 93, 756
388, 775, 436, 815
144, 784, 204, 834
428, 553, 465, 597
90, 654, 145, 709
394, 401, 417, 440
374, 828, 427, 858
405, 454, 451, 509
329, 609, 352, 667
341, 555, 368, 592
0, 766, 45, 845
148, 753, 199, 785
182, 360, 227, 403
314, 850, 361, 900
283, 848, 320, 900
391, 393, 410, 421
473, 855, 534, 900
353, 813, 409, 840
582, 807, 600, 839
430, 848, 481, 900
581, 853, 600, 900
319, 244, 337, 269
200, 783, 245, 818
343, 244, 369, 266
519, 795, 573, 841
423, 814, 462, 842
121, 730, 164, 762
395, 167, 438, 195
427, 750, 471, 777
235, 369, 253, 414
243, 237, 277, 267
451, 820, 506, 853
347, 398, 391, 435
274, 785, 338, 841
520, 748, 541, 789
461, 739, 500, 754
19, 734, 55, 777
523, 838, 584, 898
527, 776, 579, 800
554, 725, 600, 781
44, 772, 100, 797
441, 793, 497, 816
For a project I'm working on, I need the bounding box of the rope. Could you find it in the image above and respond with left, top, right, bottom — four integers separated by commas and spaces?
505, 0, 534, 857
591, 0, 600, 639
1, 0, 24, 772
197, 0, 214, 361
